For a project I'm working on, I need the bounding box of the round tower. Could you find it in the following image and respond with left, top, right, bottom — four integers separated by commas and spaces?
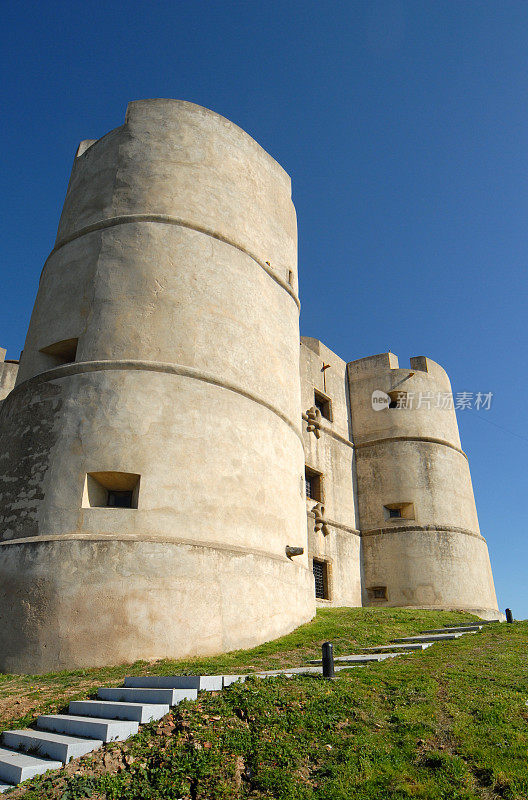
0, 99, 314, 673
347, 353, 499, 618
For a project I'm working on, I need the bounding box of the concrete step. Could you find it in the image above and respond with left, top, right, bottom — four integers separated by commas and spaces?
360, 643, 432, 652
253, 665, 367, 677
37, 714, 139, 743
391, 633, 467, 644
0, 746, 62, 784
307, 652, 407, 665
336, 652, 408, 662
254, 666, 325, 677
444, 619, 499, 627
2, 728, 103, 764
69, 700, 168, 724
254, 665, 369, 676
222, 675, 248, 687
421, 626, 482, 634
98, 687, 197, 706
124, 675, 223, 691
0, 782, 14, 793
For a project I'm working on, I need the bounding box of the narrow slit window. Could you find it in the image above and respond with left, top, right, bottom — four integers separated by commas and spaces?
313, 559, 329, 599
314, 390, 332, 421
305, 466, 323, 501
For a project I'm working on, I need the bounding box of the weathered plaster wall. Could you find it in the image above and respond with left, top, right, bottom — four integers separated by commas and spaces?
360, 529, 498, 618
347, 352, 499, 617
0, 100, 314, 673
300, 338, 361, 607
0, 537, 312, 674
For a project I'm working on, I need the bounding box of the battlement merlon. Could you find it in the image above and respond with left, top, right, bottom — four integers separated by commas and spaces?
409, 356, 451, 385
347, 352, 399, 378
0, 352, 19, 403
75, 140, 97, 158
70, 98, 293, 199
54, 99, 298, 295
300, 337, 348, 368
124, 99, 293, 192
347, 353, 451, 390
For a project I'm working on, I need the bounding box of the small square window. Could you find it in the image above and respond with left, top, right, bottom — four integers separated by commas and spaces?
384, 503, 415, 521
40, 338, 78, 366
83, 472, 140, 509
313, 559, 329, 599
367, 586, 388, 601
305, 466, 323, 501
314, 390, 332, 421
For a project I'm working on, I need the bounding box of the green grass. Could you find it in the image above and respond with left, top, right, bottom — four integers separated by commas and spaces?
2, 608, 528, 799
0, 607, 476, 732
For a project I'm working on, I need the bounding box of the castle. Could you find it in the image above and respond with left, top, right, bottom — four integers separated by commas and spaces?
0, 100, 499, 674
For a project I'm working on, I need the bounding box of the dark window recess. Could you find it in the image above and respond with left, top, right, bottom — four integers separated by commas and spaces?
83, 472, 140, 509
39, 338, 78, 365
313, 560, 328, 599
388, 390, 408, 409
314, 390, 332, 421
107, 490, 134, 508
384, 502, 414, 521
305, 467, 322, 501
368, 586, 388, 601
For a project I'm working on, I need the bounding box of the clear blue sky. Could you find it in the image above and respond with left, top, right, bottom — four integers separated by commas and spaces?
2, 1, 526, 616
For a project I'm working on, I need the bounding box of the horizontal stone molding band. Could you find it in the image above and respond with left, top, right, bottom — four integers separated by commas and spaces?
361, 524, 485, 541
306, 512, 360, 536
9, 359, 304, 444
354, 435, 467, 459
41, 214, 300, 310
301, 413, 354, 448
0, 532, 308, 566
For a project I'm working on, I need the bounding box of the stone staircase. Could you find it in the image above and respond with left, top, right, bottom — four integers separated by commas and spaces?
0, 619, 498, 793
306, 621, 490, 668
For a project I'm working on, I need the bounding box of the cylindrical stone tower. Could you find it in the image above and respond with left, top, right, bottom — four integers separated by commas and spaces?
348, 353, 499, 618
0, 99, 314, 673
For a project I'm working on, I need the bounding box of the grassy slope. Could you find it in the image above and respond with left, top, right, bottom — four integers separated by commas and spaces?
1, 608, 527, 799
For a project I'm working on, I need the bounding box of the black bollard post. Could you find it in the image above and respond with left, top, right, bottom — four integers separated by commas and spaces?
322, 641, 335, 678
506, 608, 514, 623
